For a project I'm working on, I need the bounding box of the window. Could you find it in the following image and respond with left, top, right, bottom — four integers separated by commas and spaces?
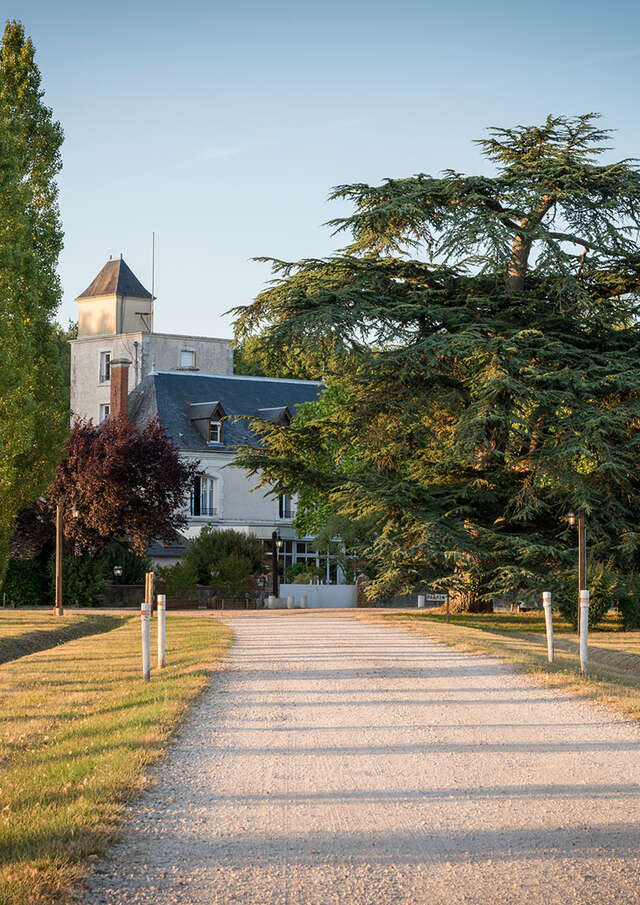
278, 494, 293, 519
208, 420, 222, 444
99, 403, 110, 422
99, 351, 111, 383
191, 475, 217, 517
180, 350, 196, 369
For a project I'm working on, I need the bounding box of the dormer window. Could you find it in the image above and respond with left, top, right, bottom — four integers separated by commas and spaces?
208, 420, 222, 444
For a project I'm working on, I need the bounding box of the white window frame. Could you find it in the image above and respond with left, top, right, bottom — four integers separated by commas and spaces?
191, 474, 218, 517
99, 403, 110, 423
180, 349, 196, 369
278, 493, 293, 519
99, 351, 111, 383
208, 420, 222, 444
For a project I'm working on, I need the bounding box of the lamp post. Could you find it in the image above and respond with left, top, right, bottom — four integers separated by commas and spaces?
567, 508, 589, 676
54, 502, 79, 616
113, 564, 123, 582
567, 509, 586, 603
271, 530, 283, 598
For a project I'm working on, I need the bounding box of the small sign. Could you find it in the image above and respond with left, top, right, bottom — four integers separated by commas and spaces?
424, 593, 448, 602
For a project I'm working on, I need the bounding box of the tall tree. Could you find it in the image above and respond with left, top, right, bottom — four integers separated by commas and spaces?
0, 20, 67, 581
233, 115, 640, 606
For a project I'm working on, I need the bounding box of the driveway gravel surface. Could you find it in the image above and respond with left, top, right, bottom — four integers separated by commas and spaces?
82, 612, 640, 904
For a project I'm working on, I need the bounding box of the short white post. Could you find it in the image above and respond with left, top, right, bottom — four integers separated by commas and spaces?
542, 591, 554, 663
579, 589, 589, 677
157, 594, 166, 669
287, 595, 295, 609
300, 594, 308, 609
267, 594, 275, 609
141, 602, 151, 681
417, 594, 426, 609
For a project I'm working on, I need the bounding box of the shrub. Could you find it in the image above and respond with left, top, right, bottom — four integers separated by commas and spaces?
0, 557, 49, 607
556, 561, 618, 629
156, 562, 198, 598
618, 577, 640, 630
48, 553, 105, 608
185, 527, 265, 584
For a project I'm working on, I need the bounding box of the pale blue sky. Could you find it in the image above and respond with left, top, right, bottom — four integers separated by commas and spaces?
15, 0, 640, 338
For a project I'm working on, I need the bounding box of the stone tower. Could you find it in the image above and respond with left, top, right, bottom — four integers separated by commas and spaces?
76, 254, 154, 336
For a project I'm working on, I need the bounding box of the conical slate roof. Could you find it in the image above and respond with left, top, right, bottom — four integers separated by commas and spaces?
76, 256, 153, 300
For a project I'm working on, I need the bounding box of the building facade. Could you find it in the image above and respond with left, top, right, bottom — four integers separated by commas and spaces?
70, 255, 232, 424
71, 256, 336, 579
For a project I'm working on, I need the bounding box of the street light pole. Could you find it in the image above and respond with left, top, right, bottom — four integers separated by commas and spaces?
577, 508, 586, 599
54, 501, 79, 616
54, 503, 63, 616
271, 530, 284, 598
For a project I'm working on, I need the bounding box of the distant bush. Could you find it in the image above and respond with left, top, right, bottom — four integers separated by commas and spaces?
1, 557, 49, 607
556, 561, 618, 629
49, 553, 105, 608
185, 527, 264, 585
617, 577, 640, 630
156, 562, 198, 598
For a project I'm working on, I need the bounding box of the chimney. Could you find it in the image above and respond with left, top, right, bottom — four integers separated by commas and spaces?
110, 358, 131, 421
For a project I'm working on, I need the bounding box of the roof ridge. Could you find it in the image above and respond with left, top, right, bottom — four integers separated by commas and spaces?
154, 370, 322, 386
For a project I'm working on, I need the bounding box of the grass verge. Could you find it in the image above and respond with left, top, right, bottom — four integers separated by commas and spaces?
0, 613, 231, 905
355, 610, 640, 722
0, 611, 121, 666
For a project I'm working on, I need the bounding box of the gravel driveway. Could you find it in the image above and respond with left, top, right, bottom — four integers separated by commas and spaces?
83, 612, 640, 904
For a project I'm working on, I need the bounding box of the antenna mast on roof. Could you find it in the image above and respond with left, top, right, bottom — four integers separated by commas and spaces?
151, 231, 155, 301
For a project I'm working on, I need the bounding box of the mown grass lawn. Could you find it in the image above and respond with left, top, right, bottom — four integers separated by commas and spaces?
362, 609, 640, 722
0, 610, 120, 666
0, 612, 231, 905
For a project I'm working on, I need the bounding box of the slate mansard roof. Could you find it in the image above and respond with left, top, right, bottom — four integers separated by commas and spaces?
128, 371, 322, 452
76, 256, 153, 300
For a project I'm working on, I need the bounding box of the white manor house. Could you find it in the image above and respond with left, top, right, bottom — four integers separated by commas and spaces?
69, 255, 339, 580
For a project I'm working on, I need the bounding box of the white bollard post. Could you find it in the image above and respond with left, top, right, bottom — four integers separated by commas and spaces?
157, 594, 166, 669
417, 594, 426, 609
579, 589, 589, 677
542, 591, 554, 663
287, 595, 295, 609
300, 594, 308, 609
267, 595, 275, 609
141, 602, 151, 681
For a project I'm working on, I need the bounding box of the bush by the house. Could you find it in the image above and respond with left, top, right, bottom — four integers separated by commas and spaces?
185, 526, 265, 585
156, 562, 199, 598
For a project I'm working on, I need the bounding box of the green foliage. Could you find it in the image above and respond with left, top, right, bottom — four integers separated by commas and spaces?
0, 21, 67, 582
284, 561, 323, 583
156, 562, 198, 598
617, 578, 640, 630
97, 542, 150, 585
232, 114, 640, 604
0, 557, 49, 606
48, 553, 105, 608
555, 561, 618, 630
184, 526, 265, 585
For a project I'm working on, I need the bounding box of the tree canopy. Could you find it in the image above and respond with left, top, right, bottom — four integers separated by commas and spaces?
233, 114, 640, 604
12, 416, 197, 559
0, 20, 67, 581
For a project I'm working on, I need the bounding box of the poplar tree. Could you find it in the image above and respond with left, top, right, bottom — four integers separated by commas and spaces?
0, 20, 67, 581
233, 115, 640, 607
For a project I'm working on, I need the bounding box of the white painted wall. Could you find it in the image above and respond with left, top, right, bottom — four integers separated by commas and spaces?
278, 584, 357, 608
70, 331, 233, 423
